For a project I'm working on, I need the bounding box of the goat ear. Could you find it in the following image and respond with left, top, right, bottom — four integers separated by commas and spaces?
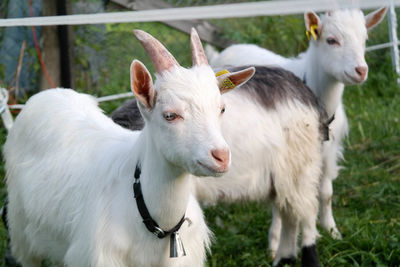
216, 67, 255, 94
130, 60, 156, 109
365, 7, 387, 30
305, 12, 321, 40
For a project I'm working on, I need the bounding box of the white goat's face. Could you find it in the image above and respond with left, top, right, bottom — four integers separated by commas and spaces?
318, 10, 368, 84
149, 66, 230, 177
130, 29, 255, 177
307, 8, 387, 85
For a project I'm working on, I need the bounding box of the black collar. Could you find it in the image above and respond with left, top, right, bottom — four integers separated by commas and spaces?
323, 113, 335, 141
133, 164, 186, 239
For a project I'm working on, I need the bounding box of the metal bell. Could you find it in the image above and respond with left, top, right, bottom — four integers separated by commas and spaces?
170, 231, 186, 258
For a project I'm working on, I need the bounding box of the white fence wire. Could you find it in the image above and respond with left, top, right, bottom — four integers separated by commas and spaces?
0, 0, 398, 26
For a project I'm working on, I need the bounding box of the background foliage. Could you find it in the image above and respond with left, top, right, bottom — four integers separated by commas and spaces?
0, 1, 399, 266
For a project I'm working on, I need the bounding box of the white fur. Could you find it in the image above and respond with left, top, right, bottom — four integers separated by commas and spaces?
5, 63, 231, 266
194, 88, 323, 265
208, 8, 386, 255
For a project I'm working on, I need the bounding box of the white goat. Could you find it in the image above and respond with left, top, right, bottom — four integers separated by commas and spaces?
112, 63, 328, 266
209, 7, 387, 253
4, 29, 254, 267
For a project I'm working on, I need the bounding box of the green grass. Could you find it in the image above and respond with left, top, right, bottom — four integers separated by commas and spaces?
0, 8, 399, 267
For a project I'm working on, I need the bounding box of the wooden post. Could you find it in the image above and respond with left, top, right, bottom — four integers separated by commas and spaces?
57, 0, 75, 89
40, 0, 74, 90
40, 0, 61, 89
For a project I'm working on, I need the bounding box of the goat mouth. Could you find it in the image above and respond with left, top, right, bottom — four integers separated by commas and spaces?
344, 72, 363, 84
197, 161, 227, 175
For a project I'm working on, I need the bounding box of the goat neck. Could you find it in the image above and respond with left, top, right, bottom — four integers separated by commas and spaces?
289, 44, 344, 118
138, 127, 191, 231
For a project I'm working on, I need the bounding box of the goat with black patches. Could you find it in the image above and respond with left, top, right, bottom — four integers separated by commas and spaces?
4, 29, 254, 267
208, 7, 387, 255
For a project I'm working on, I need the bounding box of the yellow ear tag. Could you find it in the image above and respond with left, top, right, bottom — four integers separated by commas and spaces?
215, 69, 236, 90
306, 24, 318, 41
215, 69, 230, 77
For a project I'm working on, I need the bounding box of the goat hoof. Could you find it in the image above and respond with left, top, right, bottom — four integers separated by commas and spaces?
5, 249, 20, 266
330, 227, 342, 240
301, 244, 319, 267
269, 249, 277, 260
274, 256, 296, 267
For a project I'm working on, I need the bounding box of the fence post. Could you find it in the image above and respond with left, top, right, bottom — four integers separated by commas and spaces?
0, 88, 13, 131
388, 1, 400, 83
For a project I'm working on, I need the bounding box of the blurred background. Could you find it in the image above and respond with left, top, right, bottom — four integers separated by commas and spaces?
1, 0, 394, 106
0, 0, 399, 266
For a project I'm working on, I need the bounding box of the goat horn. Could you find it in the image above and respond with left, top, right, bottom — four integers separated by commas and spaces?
133, 29, 179, 74
190, 28, 209, 66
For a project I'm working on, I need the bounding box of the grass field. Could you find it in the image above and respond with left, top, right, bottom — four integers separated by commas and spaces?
0, 7, 399, 267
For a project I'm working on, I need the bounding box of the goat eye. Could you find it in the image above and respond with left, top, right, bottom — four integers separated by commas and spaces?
221, 106, 226, 114
163, 112, 179, 122
326, 38, 339, 46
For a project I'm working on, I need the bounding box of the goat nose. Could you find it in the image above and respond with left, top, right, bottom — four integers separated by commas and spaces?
211, 148, 230, 168
355, 66, 368, 80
